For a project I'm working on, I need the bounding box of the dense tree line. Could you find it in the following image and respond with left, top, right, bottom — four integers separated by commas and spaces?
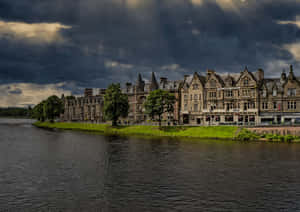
33, 95, 64, 122
0, 107, 33, 117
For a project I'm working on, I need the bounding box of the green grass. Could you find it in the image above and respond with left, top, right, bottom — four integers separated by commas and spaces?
33, 122, 239, 140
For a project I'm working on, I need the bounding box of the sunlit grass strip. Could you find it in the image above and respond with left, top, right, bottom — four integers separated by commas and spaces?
33, 122, 239, 139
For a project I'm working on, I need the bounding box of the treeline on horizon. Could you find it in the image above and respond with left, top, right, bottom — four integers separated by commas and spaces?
0, 107, 33, 118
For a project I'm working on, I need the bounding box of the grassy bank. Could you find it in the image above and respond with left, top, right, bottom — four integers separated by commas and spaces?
33, 121, 239, 140
33, 122, 300, 142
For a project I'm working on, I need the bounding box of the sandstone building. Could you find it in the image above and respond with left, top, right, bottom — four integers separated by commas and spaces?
62, 65, 300, 126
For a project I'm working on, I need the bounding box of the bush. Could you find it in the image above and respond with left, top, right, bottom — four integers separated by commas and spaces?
237, 129, 260, 141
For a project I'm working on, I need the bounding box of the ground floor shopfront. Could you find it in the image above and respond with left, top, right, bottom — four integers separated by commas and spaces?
181, 112, 300, 126
181, 112, 259, 126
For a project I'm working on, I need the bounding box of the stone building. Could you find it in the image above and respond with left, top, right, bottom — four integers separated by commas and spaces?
62, 88, 105, 123
122, 72, 182, 125
62, 65, 300, 126
180, 65, 300, 125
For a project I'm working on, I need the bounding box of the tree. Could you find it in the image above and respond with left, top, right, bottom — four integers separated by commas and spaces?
144, 89, 175, 127
32, 95, 63, 122
43, 95, 64, 122
104, 83, 129, 126
33, 101, 46, 121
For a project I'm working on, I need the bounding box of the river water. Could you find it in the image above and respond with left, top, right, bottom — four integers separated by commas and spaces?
1, 119, 300, 211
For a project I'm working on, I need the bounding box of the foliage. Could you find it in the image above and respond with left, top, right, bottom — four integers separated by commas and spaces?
103, 83, 129, 126
32, 101, 46, 121
144, 89, 175, 126
264, 134, 297, 143
236, 129, 260, 141
0, 107, 32, 117
33, 95, 63, 122
43, 95, 64, 122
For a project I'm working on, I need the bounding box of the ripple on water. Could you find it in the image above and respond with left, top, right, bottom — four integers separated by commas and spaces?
1, 121, 300, 211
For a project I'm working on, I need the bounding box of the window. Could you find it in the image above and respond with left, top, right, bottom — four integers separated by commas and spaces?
225, 116, 234, 122
184, 95, 188, 100
193, 84, 199, 90
273, 89, 277, 97
263, 90, 267, 97
209, 92, 217, 98
190, 95, 192, 101
262, 102, 268, 109
288, 88, 296, 96
225, 90, 233, 97
184, 104, 188, 111
210, 80, 216, 87
243, 77, 249, 86
242, 89, 250, 96
194, 104, 198, 112
288, 101, 297, 110
199, 94, 201, 100
273, 102, 277, 109
194, 94, 198, 100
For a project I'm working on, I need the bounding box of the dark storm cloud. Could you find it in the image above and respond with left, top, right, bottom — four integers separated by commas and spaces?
0, 0, 300, 90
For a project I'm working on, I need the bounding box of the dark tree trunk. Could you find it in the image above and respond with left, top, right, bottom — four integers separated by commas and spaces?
158, 115, 162, 128
112, 119, 118, 127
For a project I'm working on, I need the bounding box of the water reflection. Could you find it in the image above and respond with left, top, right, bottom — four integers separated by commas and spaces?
0, 119, 300, 211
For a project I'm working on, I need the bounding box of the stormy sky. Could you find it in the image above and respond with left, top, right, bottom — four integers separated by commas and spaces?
0, 0, 300, 107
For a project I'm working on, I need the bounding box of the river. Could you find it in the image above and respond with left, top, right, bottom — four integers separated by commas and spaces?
1, 118, 300, 211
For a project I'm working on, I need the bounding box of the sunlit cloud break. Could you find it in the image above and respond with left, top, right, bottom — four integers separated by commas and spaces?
0, 83, 72, 107
0, 20, 71, 44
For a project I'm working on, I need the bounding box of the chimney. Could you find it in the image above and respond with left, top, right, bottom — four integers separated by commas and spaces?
160, 77, 167, 84
288, 65, 296, 81
184, 75, 189, 81
99, 89, 106, 95
257, 68, 264, 81
84, 88, 93, 97
126, 82, 132, 92
281, 70, 287, 83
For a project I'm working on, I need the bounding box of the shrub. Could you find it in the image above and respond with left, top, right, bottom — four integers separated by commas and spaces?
237, 129, 259, 141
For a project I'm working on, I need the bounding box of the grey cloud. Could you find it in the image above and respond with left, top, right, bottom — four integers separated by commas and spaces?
0, 0, 300, 96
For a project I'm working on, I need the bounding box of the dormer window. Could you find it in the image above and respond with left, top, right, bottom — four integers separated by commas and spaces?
243, 77, 249, 86
193, 84, 199, 90
263, 90, 267, 97
288, 88, 296, 96
210, 80, 216, 87
273, 89, 277, 97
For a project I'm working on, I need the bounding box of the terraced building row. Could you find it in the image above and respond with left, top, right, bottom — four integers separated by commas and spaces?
62, 65, 300, 125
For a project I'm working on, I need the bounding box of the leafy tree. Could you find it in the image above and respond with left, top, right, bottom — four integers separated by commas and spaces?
104, 83, 129, 126
33, 101, 46, 121
144, 89, 175, 127
43, 95, 64, 122
32, 95, 63, 122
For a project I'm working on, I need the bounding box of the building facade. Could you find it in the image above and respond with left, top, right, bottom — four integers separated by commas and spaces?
181, 66, 300, 125
122, 72, 182, 125
62, 65, 300, 126
62, 89, 105, 123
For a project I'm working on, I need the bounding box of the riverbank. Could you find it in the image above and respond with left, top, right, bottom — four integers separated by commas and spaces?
33, 121, 239, 140
33, 122, 300, 142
